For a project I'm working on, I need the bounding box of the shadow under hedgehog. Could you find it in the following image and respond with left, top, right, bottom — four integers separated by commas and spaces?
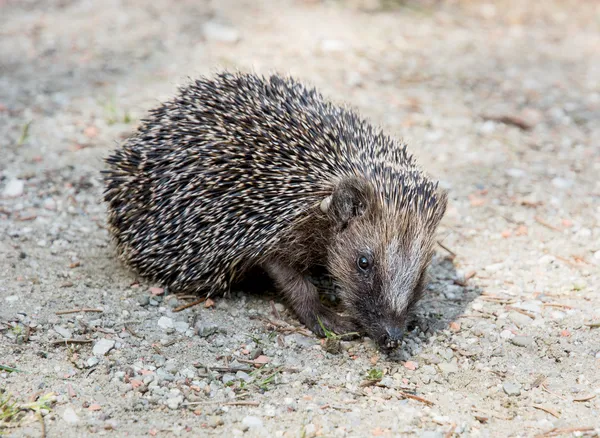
102, 71, 448, 351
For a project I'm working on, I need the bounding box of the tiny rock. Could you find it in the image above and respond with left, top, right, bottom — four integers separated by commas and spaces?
2, 179, 24, 198
203, 21, 240, 43
404, 361, 418, 371
149, 287, 164, 296
166, 395, 183, 410
503, 382, 522, 396
92, 338, 115, 357
157, 316, 174, 330
242, 416, 263, 428
438, 359, 458, 375
236, 371, 252, 382
62, 406, 79, 424
509, 312, 533, 328
551, 177, 573, 189
511, 336, 533, 347
173, 321, 189, 333
319, 39, 346, 53
54, 325, 72, 339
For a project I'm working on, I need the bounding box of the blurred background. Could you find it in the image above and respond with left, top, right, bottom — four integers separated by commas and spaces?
1, 1, 599, 436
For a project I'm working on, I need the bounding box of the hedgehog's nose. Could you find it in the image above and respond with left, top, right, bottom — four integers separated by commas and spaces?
380, 326, 404, 350
385, 326, 404, 341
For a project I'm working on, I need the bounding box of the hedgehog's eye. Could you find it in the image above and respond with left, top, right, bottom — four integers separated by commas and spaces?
357, 255, 370, 271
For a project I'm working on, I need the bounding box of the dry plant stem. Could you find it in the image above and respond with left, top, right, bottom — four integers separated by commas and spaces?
532, 404, 560, 418
397, 391, 434, 406
55, 308, 103, 315
505, 306, 536, 319
534, 216, 562, 232
436, 240, 456, 259
541, 384, 567, 401
542, 303, 573, 310
37, 412, 46, 438
444, 423, 457, 438
51, 339, 93, 345
222, 401, 260, 407
535, 427, 595, 438
172, 297, 206, 312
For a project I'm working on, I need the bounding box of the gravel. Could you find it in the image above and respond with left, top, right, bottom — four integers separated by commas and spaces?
1, 0, 599, 437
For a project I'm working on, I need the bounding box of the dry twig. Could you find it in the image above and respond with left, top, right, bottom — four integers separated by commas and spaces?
437, 241, 456, 259
444, 423, 457, 438
535, 427, 595, 438
51, 338, 93, 346
532, 404, 560, 418
534, 216, 562, 232
505, 306, 536, 319
397, 391, 434, 406
55, 308, 103, 315
172, 298, 206, 312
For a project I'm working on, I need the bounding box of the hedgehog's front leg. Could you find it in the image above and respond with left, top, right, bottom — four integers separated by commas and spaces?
263, 260, 358, 338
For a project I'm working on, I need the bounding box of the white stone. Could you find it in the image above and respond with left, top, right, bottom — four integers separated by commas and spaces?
43, 197, 56, 210
92, 338, 115, 356
173, 321, 189, 333
2, 179, 24, 197
551, 177, 573, 189
242, 415, 263, 428
166, 395, 183, 410
157, 316, 173, 330
62, 406, 79, 424
54, 325, 72, 339
320, 39, 346, 52
484, 262, 504, 272
203, 21, 240, 43
506, 168, 525, 178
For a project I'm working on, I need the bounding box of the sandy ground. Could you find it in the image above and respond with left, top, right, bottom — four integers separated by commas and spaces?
1, 0, 600, 437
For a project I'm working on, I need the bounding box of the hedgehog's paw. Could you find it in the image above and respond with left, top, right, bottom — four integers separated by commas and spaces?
310, 309, 360, 340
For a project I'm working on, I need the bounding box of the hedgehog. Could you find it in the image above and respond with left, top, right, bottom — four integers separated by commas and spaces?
102, 71, 448, 350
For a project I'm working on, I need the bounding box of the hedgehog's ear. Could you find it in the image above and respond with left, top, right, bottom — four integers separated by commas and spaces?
321, 177, 373, 229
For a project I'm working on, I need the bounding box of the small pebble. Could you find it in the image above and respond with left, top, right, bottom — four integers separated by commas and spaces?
509, 312, 533, 328
92, 338, 115, 357
242, 416, 263, 428
157, 316, 173, 330
503, 382, 522, 396
195, 321, 219, 337
62, 406, 79, 424
166, 396, 183, 410
511, 336, 534, 347
2, 179, 24, 197
208, 415, 224, 428
222, 374, 236, 384
236, 371, 252, 382
173, 321, 189, 333
54, 325, 72, 339
203, 21, 240, 43
438, 359, 458, 374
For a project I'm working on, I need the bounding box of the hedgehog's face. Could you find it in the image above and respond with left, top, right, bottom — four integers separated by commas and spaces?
323, 177, 447, 351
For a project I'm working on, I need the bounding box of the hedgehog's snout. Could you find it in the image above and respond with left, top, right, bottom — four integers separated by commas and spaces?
379, 325, 404, 351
